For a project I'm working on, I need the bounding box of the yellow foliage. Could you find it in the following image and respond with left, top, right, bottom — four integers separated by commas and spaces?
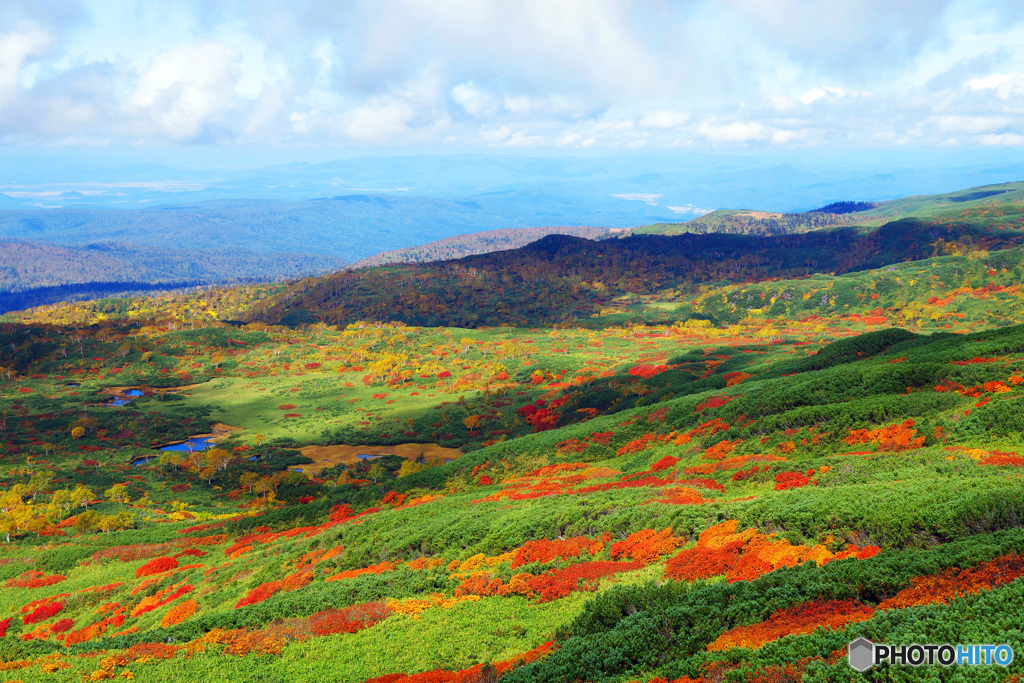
385, 593, 481, 618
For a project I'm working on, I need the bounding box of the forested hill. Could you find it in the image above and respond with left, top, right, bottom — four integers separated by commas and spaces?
634, 180, 1024, 237
635, 209, 860, 237
246, 214, 1024, 329
0, 240, 342, 312
346, 225, 614, 268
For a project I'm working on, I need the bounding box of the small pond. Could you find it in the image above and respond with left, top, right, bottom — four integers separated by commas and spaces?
160, 436, 216, 452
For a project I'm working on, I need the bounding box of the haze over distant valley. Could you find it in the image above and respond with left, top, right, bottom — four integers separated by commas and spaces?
4, 149, 1024, 302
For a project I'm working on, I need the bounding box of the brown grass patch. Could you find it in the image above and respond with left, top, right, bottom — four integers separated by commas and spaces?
291, 443, 462, 475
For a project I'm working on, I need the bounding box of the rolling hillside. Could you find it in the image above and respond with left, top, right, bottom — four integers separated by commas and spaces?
2, 181, 1024, 682
246, 208, 1024, 329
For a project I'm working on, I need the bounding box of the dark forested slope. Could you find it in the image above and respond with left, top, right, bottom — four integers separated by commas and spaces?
247, 215, 1024, 328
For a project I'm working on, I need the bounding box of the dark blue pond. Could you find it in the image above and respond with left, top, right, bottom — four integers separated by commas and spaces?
160, 436, 216, 452
357, 454, 383, 460
132, 456, 157, 466
106, 389, 146, 406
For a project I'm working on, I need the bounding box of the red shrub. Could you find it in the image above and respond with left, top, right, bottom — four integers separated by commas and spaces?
136, 556, 179, 577
329, 504, 354, 521
511, 537, 604, 569
22, 600, 64, 624
51, 618, 75, 633
773, 470, 816, 491
382, 491, 407, 506
523, 561, 643, 602
308, 602, 392, 635
628, 364, 668, 379
5, 570, 66, 588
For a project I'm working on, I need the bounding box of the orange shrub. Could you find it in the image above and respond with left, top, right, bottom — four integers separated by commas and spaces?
511, 537, 604, 569
610, 528, 684, 565
131, 581, 192, 618
325, 561, 399, 583
708, 599, 874, 651
407, 557, 444, 571
664, 520, 878, 584
652, 487, 709, 505
843, 419, 924, 452
704, 439, 741, 460
617, 433, 670, 457
161, 599, 198, 628
879, 553, 1024, 610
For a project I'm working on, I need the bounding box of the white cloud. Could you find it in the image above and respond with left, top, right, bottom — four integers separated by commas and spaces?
502, 94, 589, 118
965, 73, 1024, 99
667, 205, 714, 215
451, 82, 501, 116
799, 86, 848, 104
127, 42, 242, 140
979, 133, 1024, 146
345, 97, 421, 143
935, 115, 1016, 133
697, 120, 768, 143
1, 0, 1024, 151
0, 22, 53, 109
638, 110, 689, 129
612, 193, 661, 205
343, 74, 451, 144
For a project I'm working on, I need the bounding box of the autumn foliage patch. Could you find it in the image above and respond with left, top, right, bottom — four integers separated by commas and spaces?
511, 536, 605, 569
135, 556, 179, 577
325, 561, 399, 583
610, 528, 684, 565
708, 599, 875, 651
843, 419, 925, 451
664, 520, 879, 584
359, 641, 553, 683
5, 570, 66, 588
879, 552, 1024, 610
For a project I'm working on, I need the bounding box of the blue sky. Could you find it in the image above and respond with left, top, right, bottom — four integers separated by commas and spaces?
2, 0, 1024, 154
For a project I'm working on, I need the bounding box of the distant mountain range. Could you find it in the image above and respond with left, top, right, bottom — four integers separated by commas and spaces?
3, 151, 1024, 310
245, 181, 1024, 328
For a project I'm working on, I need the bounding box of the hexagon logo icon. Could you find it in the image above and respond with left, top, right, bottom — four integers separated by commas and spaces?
848, 638, 875, 671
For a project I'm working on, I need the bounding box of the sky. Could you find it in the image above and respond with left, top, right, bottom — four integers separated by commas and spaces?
2, 0, 1024, 156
